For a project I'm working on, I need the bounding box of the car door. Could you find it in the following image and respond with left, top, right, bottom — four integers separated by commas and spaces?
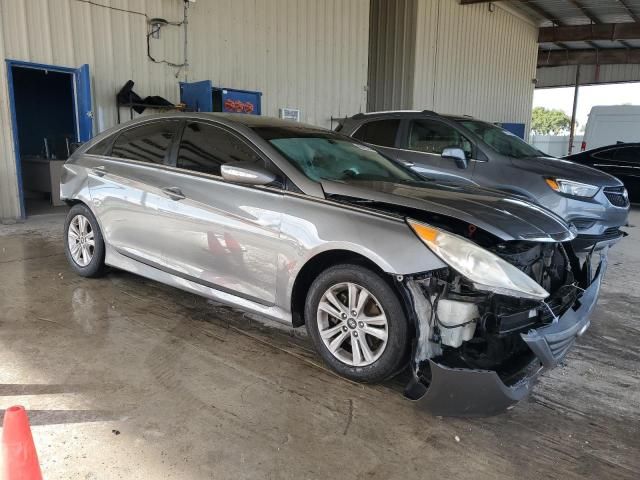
87, 119, 182, 266
156, 120, 284, 305
397, 118, 476, 184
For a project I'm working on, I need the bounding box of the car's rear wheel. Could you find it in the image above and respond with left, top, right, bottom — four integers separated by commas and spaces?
64, 204, 107, 278
305, 264, 410, 383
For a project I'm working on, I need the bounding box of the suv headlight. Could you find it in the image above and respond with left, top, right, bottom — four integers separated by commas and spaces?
408, 220, 549, 300
545, 178, 599, 198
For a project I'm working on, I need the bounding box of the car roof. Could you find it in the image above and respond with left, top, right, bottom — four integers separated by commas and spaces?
345, 110, 475, 123
582, 142, 640, 153
114, 111, 324, 132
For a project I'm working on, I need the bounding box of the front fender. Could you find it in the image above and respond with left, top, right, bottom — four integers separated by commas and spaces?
274, 193, 446, 312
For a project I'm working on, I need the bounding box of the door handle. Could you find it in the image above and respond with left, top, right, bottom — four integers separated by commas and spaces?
162, 186, 186, 201
400, 160, 415, 167
91, 165, 107, 177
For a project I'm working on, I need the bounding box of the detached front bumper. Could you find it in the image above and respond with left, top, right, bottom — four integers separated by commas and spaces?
409, 259, 606, 417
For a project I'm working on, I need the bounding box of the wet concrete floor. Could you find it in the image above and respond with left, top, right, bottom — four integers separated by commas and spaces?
0, 211, 638, 479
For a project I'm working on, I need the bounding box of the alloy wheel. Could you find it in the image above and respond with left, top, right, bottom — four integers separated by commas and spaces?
316, 282, 389, 367
67, 214, 95, 267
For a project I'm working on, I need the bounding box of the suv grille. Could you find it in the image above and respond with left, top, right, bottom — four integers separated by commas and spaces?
604, 187, 629, 208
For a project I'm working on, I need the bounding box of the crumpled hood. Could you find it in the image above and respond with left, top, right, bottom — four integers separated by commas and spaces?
321, 179, 575, 242
512, 156, 622, 187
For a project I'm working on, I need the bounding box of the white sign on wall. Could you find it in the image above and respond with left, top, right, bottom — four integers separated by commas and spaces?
279, 108, 301, 122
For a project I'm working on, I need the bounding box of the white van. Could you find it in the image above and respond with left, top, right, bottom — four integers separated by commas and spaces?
581, 105, 640, 151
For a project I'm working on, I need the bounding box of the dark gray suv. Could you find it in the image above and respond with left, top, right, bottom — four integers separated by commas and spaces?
338, 111, 629, 251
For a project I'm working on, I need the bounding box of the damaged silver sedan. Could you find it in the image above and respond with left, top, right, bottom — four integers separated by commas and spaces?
60, 113, 614, 416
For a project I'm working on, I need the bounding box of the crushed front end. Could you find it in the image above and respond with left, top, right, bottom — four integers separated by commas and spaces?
399, 230, 608, 417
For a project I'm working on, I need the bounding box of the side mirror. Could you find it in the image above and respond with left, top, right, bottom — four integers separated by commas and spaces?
442, 147, 469, 169
221, 162, 277, 186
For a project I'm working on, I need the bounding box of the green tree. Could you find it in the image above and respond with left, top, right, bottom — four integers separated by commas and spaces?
531, 107, 573, 135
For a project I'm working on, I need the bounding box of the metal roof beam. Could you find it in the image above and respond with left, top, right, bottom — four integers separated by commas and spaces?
618, 0, 640, 23
538, 48, 640, 67
539, 23, 640, 43
565, 0, 599, 24
564, 1, 632, 51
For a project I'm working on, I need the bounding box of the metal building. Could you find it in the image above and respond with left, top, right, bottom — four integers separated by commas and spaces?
4, 0, 637, 222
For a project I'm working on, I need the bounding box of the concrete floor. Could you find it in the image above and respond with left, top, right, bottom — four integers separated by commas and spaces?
0, 211, 638, 480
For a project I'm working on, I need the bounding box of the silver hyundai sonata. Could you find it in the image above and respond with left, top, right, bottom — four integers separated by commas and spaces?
61, 113, 608, 416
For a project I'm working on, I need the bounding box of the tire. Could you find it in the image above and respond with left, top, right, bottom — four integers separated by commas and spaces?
305, 264, 410, 383
64, 203, 107, 278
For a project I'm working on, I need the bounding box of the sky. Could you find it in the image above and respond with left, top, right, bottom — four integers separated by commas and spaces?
533, 82, 640, 133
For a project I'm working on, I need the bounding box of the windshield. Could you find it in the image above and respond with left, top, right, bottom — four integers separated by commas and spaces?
459, 120, 543, 159
252, 126, 421, 183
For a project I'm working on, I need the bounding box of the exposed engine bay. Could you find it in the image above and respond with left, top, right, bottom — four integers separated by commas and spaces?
399, 219, 600, 395
327, 193, 607, 413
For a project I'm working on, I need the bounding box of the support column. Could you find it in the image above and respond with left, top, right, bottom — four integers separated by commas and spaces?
568, 64, 581, 155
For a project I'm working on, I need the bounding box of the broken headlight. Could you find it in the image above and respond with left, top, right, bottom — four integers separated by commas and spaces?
407, 219, 550, 301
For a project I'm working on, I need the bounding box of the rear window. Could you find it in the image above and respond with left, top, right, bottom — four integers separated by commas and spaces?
352, 119, 400, 147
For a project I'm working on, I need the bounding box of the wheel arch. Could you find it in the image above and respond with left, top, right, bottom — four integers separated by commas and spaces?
289, 249, 408, 328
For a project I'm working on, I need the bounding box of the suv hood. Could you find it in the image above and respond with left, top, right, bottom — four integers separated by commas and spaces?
321, 180, 575, 242
514, 156, 622, 187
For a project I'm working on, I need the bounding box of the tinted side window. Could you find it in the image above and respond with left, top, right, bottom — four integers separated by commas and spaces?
352, 120, 400, 147
613, 146, 640, 163
407, 119, 472, 157
592, 148, 618, 161
177, 122, 260, 176
111, 121, 179, 164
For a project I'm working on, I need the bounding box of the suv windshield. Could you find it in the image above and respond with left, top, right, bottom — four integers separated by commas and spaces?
252, 126, 420, 183
459, 120, 542, 159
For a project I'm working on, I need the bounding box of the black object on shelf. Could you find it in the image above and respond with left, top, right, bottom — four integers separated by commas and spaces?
116, 80, 181, 123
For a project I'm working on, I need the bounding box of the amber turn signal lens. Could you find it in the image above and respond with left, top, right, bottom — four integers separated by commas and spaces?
409, 222, 438, 243
545, 178, 560, 191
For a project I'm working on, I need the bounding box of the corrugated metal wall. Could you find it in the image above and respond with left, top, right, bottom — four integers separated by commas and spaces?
537, 64, 640, 88
188, 0, 369, 127
367, 0, 417, 111
0, 0, 369, 221
413, 0, 539, 126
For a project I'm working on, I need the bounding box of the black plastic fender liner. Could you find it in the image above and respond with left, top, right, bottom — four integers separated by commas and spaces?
408, 360, 543, 417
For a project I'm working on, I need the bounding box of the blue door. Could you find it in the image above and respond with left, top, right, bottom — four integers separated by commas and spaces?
6, 59, 94, 218
74, 64, 93, 142
180, 80, 213, 112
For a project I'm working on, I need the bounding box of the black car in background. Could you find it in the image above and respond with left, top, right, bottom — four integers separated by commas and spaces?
565, 143, 639, 203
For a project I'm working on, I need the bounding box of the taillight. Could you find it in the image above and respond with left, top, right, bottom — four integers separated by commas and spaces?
581, 141, 586, 152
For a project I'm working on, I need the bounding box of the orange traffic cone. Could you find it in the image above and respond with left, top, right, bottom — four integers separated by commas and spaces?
2, 406, 43, 480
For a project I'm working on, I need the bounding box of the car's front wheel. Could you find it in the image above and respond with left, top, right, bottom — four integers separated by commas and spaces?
64, 203, 107, 278
305, 264, 410, 383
